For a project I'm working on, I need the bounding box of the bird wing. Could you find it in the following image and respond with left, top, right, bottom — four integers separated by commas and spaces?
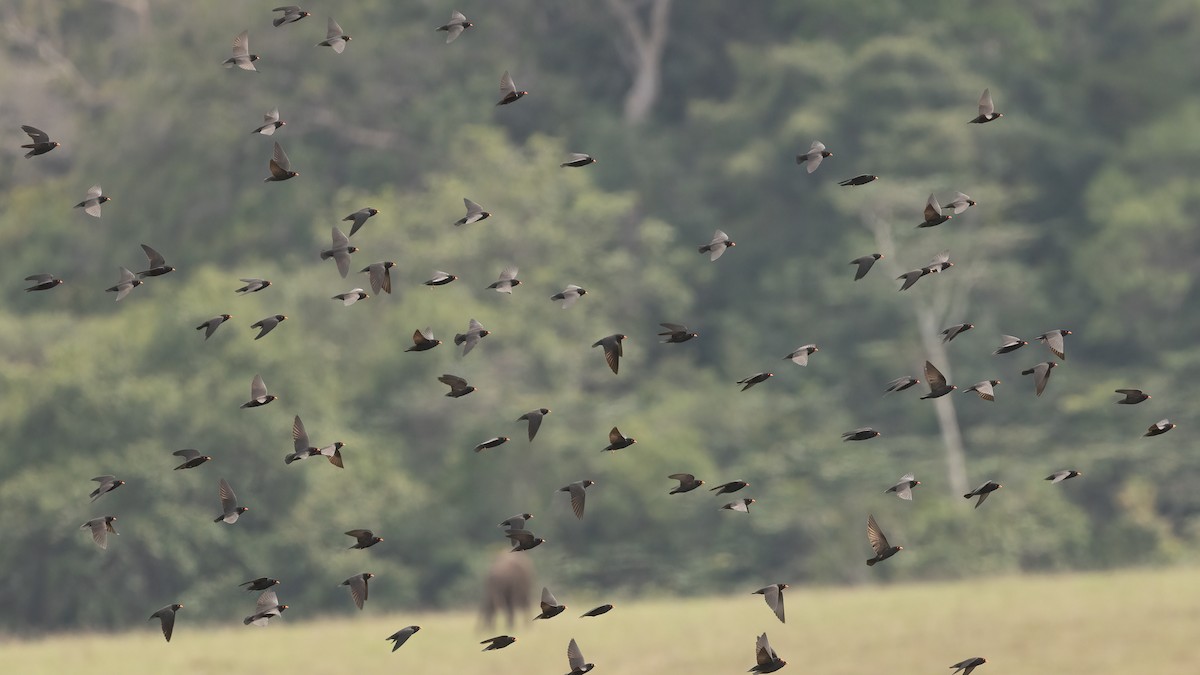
173, 448, 200, 461
669, 473, 695, 483
924, 361, 948, 389
540, 586, 558, 609
272, 142, 292, 171
438, 374, 467, 391
499, 265, 518, 282
763, 585, 784, 622
218, 478, 238, 512
264, 107, 280, 124
500, 71, 516, 97
346, 575, 367, 609
365, 265, 385, 294
524, 412, 543, 441
978, 88, 995, 116
156, 607, 176, 642
231, 30, 250, 58
788, 348, 810, 366
1034, 364, 1050, 396
292, 416, 310, 452
86, 519, 109, 548
567, 638, 586, 670
928, 250, 951, 266
250, 374, 267, 399
444, 24, 464, 42
925, 193, 943, 221
867, 514, 891, 554
755, 633, 774, 666
1042, 332, 1065, 359
949, 192, 973, 214
326, 17, 344, 39
86, 185, 103, 199
1115, 389, 1142, 396
255, 591, 279, 613
568, 484, 587, 519
141, 244, 166, 268
608, 427, 624, 445
333, 250, 351, 278
468, 318, 484, 333
22, 125, 49, 143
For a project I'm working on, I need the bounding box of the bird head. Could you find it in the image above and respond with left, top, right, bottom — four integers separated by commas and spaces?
895, 546, 904, 552
116, 480, 126, 486
203, 455, 213, 461
577, 288, 588, 295
301, 11, 311, 18
334, 442, 346, 450
237, 506, 250, 514
726, 240, 737, 247
222, 314, 232, 320
173, 603, 184, 610
365, 573, 376, 579
384, 261, 396, 269
347, 246, 359, 254
914, 480, 922, 486
481, 211, 492, 219
582, 480, 596, 487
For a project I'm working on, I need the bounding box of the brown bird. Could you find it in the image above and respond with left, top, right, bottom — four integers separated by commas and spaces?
885, 473, 920, 500
838, 174, 877, 186
214, 478, 248, 523
795, 140, 832, 173
454, 319, 490, 356
711, 480, 749, 495
241, 374, 277, 408
748, 633, 787, 673
517, 408, 551, 441
753, 584, 788, 623
359, 261, 396, 294
250, 314, 287, 340
698, 230, 736, 261
1115, 389, 1150, 404
1145, 419, 1176, 437
842, 427, 880, 441
659, 322, 698, 343
1037, 329, 1072, 360
722, 498, 756, 513
783, 344, 819, 366
89, 475, 125, 502
496, 71, 528, 106
866, 514, 903, 566
172, 449, 213, 470
964, 380, 1001, 401
921, 361, 957, 399
940, 323, 974, 342
196, 314, 232, 340
341, 573, 374, 610
243, 591, 287, 626
507, 529, 546, 552
149, 604, 183, 642
264, 142, 298, 181
559, 480, 595, 519
668, 473, 704, 494
20, 125, 60, 157
561, 153, 596, 167
918, 193, 952, 228
592, 334, 626, 374
534, 587, 567, 620
387, 625, 421, 651
602, 426, 636, 452
581, 604, 614, 618
1046, 470, 1083, 483
968, 87, 1003, 123
24, 274, 64, 292
1021, 361, 1057, 397
565, 638, 594, 675
884, 376, 920, 394
963, 481, 1002, 508
849, 253, 883, 280
74, 185, 111, 217
993, 335, 1028, 355
406, 327, 441, 352
81, 516, 118, 549
438, 374, 476, 398
346, 529, 383, 549
737, 372, 774, 391
481, 635, 517, 651
951, 657, 987, 675
474, 436, 509, 453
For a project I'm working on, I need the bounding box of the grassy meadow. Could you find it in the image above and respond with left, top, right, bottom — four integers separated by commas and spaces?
4, 567, 1198, 674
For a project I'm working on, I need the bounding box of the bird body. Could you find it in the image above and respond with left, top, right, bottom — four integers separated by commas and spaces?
951, 656, 987, 675
487, 266, 521, 293
332, 288, 369, 306
1021, 361, 1058, 396
250, 315, 287, 340
264, 142, 299, 182
387, 625, 421, 651
236, 278, 271, 294
243, 591, 286, 626
272, 6, 310, 27
1037, 329, 1071, 360
723, 498, 756, 512
24, 273, 64, 292
82, 516, 118, 549
748, 633, 786, 673
941, 323, 974, 343
481, 635, 516, 651
551, 285, 587, 308
344, 207, 380, 237
919, 193, 952, 228
1145, 419, 1176, 437
407, 327, 441, 352
738, 372, 774, 391
581, 604, 613, 618
89, 475, 125, 502
993, 335, 1028, 355
346, 529, 383, 549
885, 376, 920, 394
1115, 389, 1150, 404
561, 153, 596, 167
711, 480, 750, 495
455, 198, 490, 226
559, 480, 595, 519
252, 107, 285, 135
535, 586, 566, 619
658, 322, 698, 343
965, 380, 1001, 401
474, 436, 509, 453
1046, 470, 1082, 483
839, 174, 877, 186
20, 125, 60, 157
320, 227, 358, 278
425, 270, 458, 286
214, 478, 248, 523
454, 319, 489, 356
565, 638, 595, 675
439, 374, 476, 398
106, 267, 143, 301
842, 427, 880, 441
517, 408, 551, 440
783, 344, 818, 365
241, 374, 277, 408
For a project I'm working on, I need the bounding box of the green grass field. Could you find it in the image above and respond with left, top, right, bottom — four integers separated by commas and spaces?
5, 567, 1198, 674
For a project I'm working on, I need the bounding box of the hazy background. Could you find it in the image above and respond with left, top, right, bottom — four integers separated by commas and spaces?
2, 0, 1200, 640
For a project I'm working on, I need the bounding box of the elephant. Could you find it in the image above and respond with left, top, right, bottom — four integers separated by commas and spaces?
480, 551, 534, 630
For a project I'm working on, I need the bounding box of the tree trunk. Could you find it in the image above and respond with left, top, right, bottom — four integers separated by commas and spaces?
602, 0, 673, 125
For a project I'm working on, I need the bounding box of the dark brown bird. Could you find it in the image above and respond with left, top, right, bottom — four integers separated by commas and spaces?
561, 153, 596, 168
346, 529, 384, 549
1038, 329, 1072, 360
711, 480, 750, 495
738, 372, 774, 391
425, 270, 458, 286
437, 10, 472, 43
748, 632, 786, 673
534, 587, 566, 620
454, 198, 490, 226
250, 315, 287, 340
406, 327, 441, 352
602, 427, 636, 452
235, 278, 271, 294
481, 635, 516, 651
1046, 470, 1083, 483
658, 322, 698, 343
316, 17, 351, 53
668, 473, 704, 494
885, 376, 920, 394
74, 185, 111, 217
264, 142, 298, 181
284, 415, 317, 465
885, 473, 920, 500
842, 427, 881, 442
1021, 361, 1058, 397
90, 475, 125, 502
951, 657, 987, 675
698, 229, 736, 261
551, 285, 587, 308
272, 7, 310, 27
783, 344, 819, 366
795, 140, 832, 173
344, 208, 380, 237
243, 591, 287, 626
136, 244, 175, 278
517, 409, 551, 441
196, 314, 232, 340
918, 193, 953, 228
214, 478, 248, 523
581, 604, 613, 618
106, 267, 143, 301
897, 251, 953, 290
20, 125, 59, 157
559, 480, 595, 519
507, 529, 546, 552
964, 481, 1002, 508
454, 319, 490, 356
496, 71, 528, 106
866, 514, 903, 566
499, 513, 533, 532
241, 374, 277, 408
320, 227, 358, 278
251, 107, 285, 135
838, 174, 877, 186
941, 323, 974, 343
24, 274, 63, 292
945, 192, 977, 214
753, 584, 788, 623
592, 334, 626, 374
565, 638, 595, 675
149, 604, 183, 642
239, 578, 280, 591
387, 626, 421, 651
172, 449, 212, 470
849, 253, 883, 280
475, 436, 510, 453
722, 498, 756, 513
342, 573, 374, 610
487, 265, 521, 293
81, 516, 118, 549
438, 374, 476, 398
1116, 389, 1150, 404
993, 335, 1028, 355
922, 361, 957, 399
968, 87, 1003, 123
1145, 419, 1176, 437
965, 380, 1001, 401
222, 30, 259, 71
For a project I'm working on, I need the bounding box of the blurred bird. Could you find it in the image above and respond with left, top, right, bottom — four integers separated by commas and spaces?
965, 380, 1001, 401
496, 71, 528, 106
993, 335, 1028, 355
196, 314, 232, 340
581, 604, 614, 618
885, 473, 920, 501
1145, 419, 1176, 437
341, 573, 374, 610
406, 327, 441, 352
437, 10, 473, 43
507, 529, 546, 552
849, 253, 883, 280
842, 427, 880, 441
136, 244, 175, 278
722, 498, 756, 513
551, 285, 587, 308
214, 478, 248, 523
344, 207, 380, 237
668, 473, 704, 494
285, 415, 316, 465
561, 153, 596, 167
1115, 389, 1150, 404
941, 323, 974, 343
602, 427, 636, 452
698, 229, 736, 261
783, 344, 819, 366
474, 436, 510, 453
738, 372, 773, 391
320, 227, 358, 278
425, 270, 458, 286
439, 374, 476, 398
20, 125, 60, 157
711, 480, 750, 495
592, 334, 626, 374
535, 587, 567, 620
659, 322, 698, 343
387, 626, 421, 651
969, 87, 1003, 123
454, 198, 491, 226
944, 192, 977, 214
455, 319, 490, 356
838, 174, 877, 186
74, 185, 110, 217
1046, 470, 1082, 483
559, 480, 595, 519
481, 635, 516, 651
332, 288, 369, 306
884, 376, 920, 394
317, 17, 351, 52
251, 107, 285, 135
753, 584, 788, 623
1037, 329, 1072, 360
250, 314, 287, 340
951, 657, 987, 675
223, 31, 259, 71
264, 142, 298, 182
1021, 361, 1058, 397
922, 361, 957, 398
314, 442, 345, 469
897, 251, 953, 290
795, 140, 832, 173
241, 374, 277, 408
487, 266, 521, 293
236, 278, 271, 294
106, 267, 142, 301
272, 6, 310, 26
149, 604, 183, 642
866, 514, 903, 566
565, 638, 594, 675
90, 475, 125, 502
243, 591, 286, 626
517, 409, 551, 441
963, 481, 1002, 508
81, 516, 117, 549
346, 529, 384, 549
748, 633, 786, 673
239, 578, 280, 592
918, 193, 952, 228
499, 514, 533, 532
172, 449, 213, 470
25, 274, 63, 292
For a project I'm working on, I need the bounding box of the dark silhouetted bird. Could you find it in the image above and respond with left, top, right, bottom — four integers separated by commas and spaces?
748, 633, 786, 673
243, 591, 286, 626
106, 267, 142, 301
711, 480, 750, 495
565, 638, 594, 675
320, 227, 358, 278
866, 514, 903, 566
592, 334, 626, 374
454, 319, 490, 356
474, 436, 509, 453
535, 587, 567, 620
581, 604, 614, 618
346, 529, 383, 549
919, 193, 952, 228
25, 274, 63, 292
20, 125, 59, 157
264, 142, 298, 182
602, 427, 636, 452
481, 635, 516, 651
886, 473, 920, 500
517, 409, 551, 441
945, 192, 977, 214
499, 514, 533, 532
722, 498, 756, 513
90, 475, 125, 502
455, 198, 490, 226
241, 374, 277, 408
969, 87, 1003, 123
439, 374, 476, 398
559, 480, 595, 519
668, 473, 704, 494
223, 31, 259, 71
406, 327, 441, 352
1145, 419, 1176, 437
795, 140, 832, 173
82, 516, 117, 549
196, 314, 232, 340
251, 107, 285, 135
214, 478, 248, 523
149, 604, 183, 642
74, 185, 110, 217
344, 207, 379, 237
1116, 389, 1150, 404
551, 285, 587, 308
172, 449, 212, 470
425, 270, 458, 286
136, 244, 175, 278
332, 288, 369, 306
239, 578, 280, 592
1046, 470, 1083, 483
885, 376, 920, 394
507, 529, 546, 552
561, 153, 596, 167
437, 10, 473, 43
1021, 361, 1057, 397
659, 322, 698, 343
994, 335, 1028, 355
236, 278, 271, 294
850, 253, 883, 280
842, 427, 881, 441
965, 380, 1001, 401
698, 229, 736, 261
1038, 329, 1071, 360
941, 323, 974, 342
783, 344, 819, 366
964, 481, 1002, 508
838, 174, 877, 186
272, 6, 310, 26
341, 573, 374, 610
317, 17, 351, 52
922, 361, 957, 398
951, 657, 987, 675
487, 266, 521, 293
738, 372, 774, 391
251, 315, 287, 340
496, 71, 528, 106
387, 626, 421, 651
359, 261, 395, 294
753, 584, 788, 623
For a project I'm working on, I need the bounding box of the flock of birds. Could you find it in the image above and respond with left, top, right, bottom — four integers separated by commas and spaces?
14, 6, 1178, 674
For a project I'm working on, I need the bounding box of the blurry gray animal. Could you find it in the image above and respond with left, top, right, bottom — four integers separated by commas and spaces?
480, 551, 533, 630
